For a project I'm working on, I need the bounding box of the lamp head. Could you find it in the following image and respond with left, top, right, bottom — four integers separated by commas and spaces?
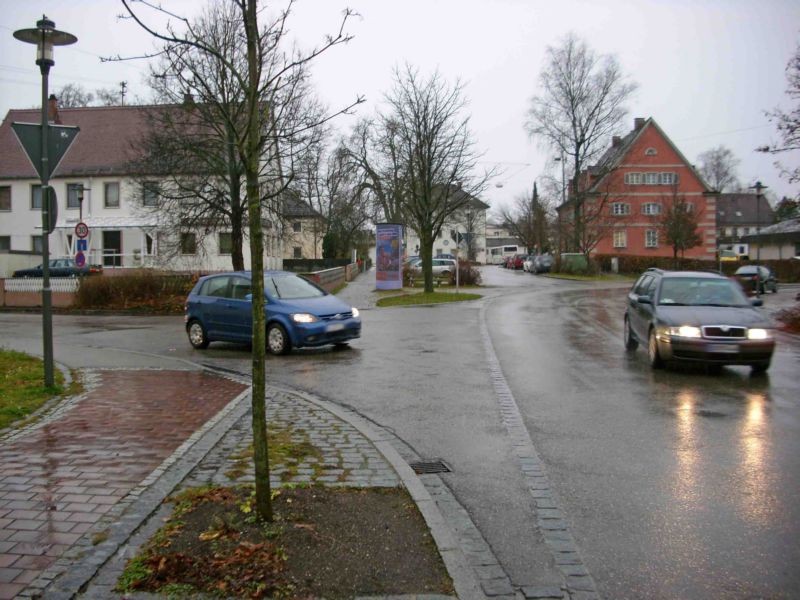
13, 15, 77, 70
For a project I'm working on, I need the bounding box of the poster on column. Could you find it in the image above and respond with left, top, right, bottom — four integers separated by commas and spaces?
375, 223, 403, 290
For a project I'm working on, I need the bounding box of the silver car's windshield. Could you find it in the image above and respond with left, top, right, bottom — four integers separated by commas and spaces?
264, 275, 325, 299
658, 278, 750, 307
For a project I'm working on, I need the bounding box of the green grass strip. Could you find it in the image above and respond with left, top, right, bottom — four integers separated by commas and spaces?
377, 291, 482, 307
0, 349, 66, 430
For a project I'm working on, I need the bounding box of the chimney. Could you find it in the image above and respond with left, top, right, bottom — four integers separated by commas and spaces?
612, 136, 622, 148
183, 92, 194, 106
48, 94, 61, 124
634, 117, 645, 131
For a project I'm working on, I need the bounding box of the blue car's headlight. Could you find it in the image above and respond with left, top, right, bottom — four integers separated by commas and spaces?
291, 313, 318, 324
352, 307, 360, 318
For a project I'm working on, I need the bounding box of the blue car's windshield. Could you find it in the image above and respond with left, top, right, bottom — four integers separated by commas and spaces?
265, 275, 326, 300
658, 278, 750, 307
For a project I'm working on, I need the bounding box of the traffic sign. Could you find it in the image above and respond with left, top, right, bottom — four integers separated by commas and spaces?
75, 222, 89, 239
11, 122, 80, 179
75, 251, 86, 267
76, 239, 87, 252
44, 187, 57, 234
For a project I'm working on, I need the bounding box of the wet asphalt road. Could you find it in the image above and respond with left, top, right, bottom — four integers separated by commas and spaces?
1, 268, 798, 599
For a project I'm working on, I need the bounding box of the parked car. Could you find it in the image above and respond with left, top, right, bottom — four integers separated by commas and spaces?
185, 271, 361, 355
407, 258, 457, 276
12, 258, 102, 278
623, 268, 775, 373
733, 265, 778, 295
522, 255, 537, 272
532, 254, 554, 274
510, 254, 526, 270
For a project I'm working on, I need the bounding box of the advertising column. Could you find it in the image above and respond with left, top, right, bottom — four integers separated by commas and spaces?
375, 223, 403, 290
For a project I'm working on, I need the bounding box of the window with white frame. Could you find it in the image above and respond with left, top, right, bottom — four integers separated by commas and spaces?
32, 235, 43, 253
31, 184, 42, 209
292, 221, 301, 233
611, 202, 631, 216
613, 230, 627, 248
645, 229, 658, 248
180, 232, 197, 254
624, 172, 642, 185
67, 183, 82, 209
143, 182, 159, 207
660, 172, 678, 185
642, 202, 662, 216
645, 147, 658, 156
219, 232, 233, 255
683, 202, 694, 212
105, 182, 120, 208
293, 246, 302, 258
0, 186, 10, 211
0, 235, 10, 251
644, 172, 660, 185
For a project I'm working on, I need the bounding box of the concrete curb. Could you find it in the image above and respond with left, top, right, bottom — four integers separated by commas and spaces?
271, 384, 486, 600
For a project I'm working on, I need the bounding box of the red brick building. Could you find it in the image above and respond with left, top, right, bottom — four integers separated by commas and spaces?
558, 117, 717, 260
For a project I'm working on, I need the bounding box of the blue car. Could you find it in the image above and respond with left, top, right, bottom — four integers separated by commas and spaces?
184, 271, 361, 354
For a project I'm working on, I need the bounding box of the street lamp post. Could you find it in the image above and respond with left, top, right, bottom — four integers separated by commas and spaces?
749, 181, 767, 263
14, 16, 77, 387
554, 152, 567, 254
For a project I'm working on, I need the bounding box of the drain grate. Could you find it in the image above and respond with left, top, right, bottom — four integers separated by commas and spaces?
409, 460, 451, 475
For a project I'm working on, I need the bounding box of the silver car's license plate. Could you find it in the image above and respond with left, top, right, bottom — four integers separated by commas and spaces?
707, 343, 739, 353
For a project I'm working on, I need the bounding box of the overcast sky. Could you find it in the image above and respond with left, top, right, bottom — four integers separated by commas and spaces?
1, 0, 798, 215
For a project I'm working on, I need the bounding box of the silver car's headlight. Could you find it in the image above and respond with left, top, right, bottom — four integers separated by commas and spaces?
291, 313, 318, 324
747, 328, 771, 340
668, 326, 702, 338
352, 307, 360, 318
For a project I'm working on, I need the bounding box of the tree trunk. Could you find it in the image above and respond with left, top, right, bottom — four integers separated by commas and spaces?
244, 0, 272, 523
420, 233, 434, 293
228, 127, 245, 271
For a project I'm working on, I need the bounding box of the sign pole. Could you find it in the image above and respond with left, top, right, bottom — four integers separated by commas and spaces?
39, 55, 55, 387
14, 16, 78, 387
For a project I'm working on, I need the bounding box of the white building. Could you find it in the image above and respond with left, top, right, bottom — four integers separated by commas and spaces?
0, 101, 285, 276
403, 192, 489, 263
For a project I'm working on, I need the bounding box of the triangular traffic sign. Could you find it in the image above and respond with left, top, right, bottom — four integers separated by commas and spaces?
11, 122, 80, 179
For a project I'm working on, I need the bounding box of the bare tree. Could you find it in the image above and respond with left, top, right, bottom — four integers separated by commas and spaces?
122, 0, 358, 522
659, 186, 703, 263
363, 65, 490, 292
498, 182, 550, 253
697, 145, 740, 192
526, 33, 637, 249
759, 43, 800, 185
54, 83, 94, 108
340, 117, 408, 224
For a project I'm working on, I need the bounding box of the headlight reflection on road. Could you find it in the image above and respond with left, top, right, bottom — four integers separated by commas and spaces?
739, 392, 773, 525
673, 390, 699, 506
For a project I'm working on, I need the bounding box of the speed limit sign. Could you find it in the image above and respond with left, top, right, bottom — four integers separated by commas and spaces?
75, 222, 89, 239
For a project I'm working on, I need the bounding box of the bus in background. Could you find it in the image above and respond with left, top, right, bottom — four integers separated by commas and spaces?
488, 245, 522, 264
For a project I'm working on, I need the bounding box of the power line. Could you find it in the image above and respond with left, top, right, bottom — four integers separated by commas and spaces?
676, 124, 770, 143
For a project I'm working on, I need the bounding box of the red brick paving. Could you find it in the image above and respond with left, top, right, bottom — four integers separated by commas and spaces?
0, 370, 246, 599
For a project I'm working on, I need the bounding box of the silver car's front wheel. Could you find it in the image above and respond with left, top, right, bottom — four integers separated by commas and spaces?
648, 328, 664, 369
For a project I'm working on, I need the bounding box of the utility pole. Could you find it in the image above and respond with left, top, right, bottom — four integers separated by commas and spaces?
120, 81, 127, 106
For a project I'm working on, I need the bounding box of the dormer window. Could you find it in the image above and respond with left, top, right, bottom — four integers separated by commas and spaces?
645, 147, 657, 156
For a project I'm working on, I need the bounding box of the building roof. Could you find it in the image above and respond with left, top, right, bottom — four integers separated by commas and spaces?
583, 117, 712, 196
741, 218, 800, 242
0, 105, 159, 179
716, 193, 775, 226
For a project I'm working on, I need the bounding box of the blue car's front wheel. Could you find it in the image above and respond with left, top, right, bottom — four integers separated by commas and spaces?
267, 322, 291, 355
187, 320, 209, 349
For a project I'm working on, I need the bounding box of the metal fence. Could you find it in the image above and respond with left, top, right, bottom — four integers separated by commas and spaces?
3, 278, 81, 293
